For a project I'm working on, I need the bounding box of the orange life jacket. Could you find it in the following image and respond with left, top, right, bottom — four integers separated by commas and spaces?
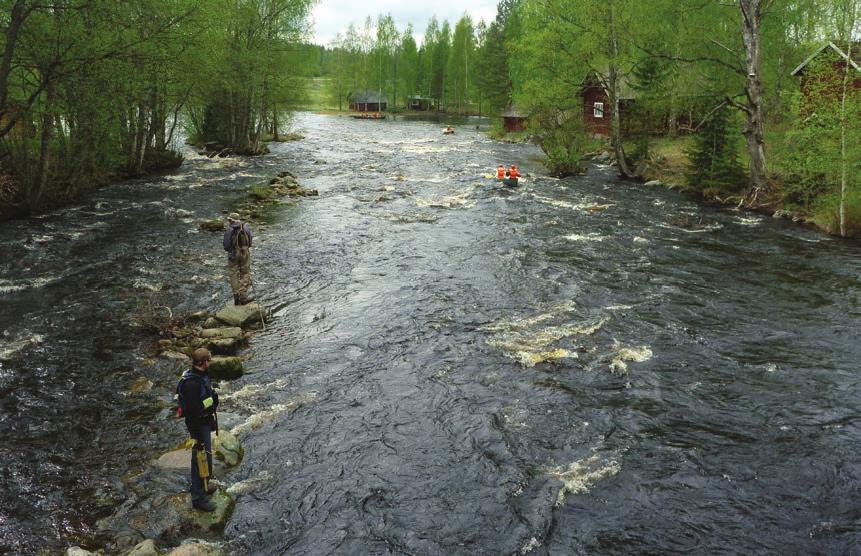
496, 167, 505, 179
509, 167, 519, 179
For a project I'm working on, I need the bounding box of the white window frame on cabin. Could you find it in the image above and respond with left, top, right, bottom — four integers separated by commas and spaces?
593, 102, 604, 118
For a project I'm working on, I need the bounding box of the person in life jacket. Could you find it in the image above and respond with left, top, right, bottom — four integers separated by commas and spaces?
508, 165, 520, 179
177, 348, 220, 512
496, 165, 506, 179
223, 212, 254, 305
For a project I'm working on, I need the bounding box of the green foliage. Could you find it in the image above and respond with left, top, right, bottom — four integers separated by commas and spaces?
684, 105, 747, 193
527, 105, 591, 176
810, 188, 861, 237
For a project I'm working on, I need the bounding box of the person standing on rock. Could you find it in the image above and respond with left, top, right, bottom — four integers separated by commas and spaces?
223, 213, 254, 305
177, 348, 219, 512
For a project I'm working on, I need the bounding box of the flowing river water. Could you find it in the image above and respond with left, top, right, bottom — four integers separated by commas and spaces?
1, 113, 861, 554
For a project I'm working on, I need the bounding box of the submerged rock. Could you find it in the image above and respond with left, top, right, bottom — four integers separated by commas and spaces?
66, 548, 98, 556
215, 304, 263, 328
207, 356, 244, 380
125, 539, 159, 556
167, 542, 223, 556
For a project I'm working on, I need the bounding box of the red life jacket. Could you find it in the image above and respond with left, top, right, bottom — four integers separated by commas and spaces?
496, 167, 505, 179
509, 167, 519, 179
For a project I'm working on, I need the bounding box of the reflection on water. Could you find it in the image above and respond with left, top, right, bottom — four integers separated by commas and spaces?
1, 112, 861, 554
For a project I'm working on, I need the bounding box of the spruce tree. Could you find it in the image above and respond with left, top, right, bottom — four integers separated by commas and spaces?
685, 106, 746, 194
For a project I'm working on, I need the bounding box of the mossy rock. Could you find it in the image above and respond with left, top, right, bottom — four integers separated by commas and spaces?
206, 337, 241, 355
215, 303, 263, 328
166, 542, 224, 556
198, 220, 225, 232
167, 490, 235, 532
248, 185, 273, 200
199, 327, 242, 339
207, 356, 244, 380
214, 431, 244, 467
124, 539, 159, 556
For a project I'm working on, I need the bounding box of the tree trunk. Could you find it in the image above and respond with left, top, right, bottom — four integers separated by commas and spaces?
607, 1, 634, 179
738, 0, 768, 195
31, 79, 55, 210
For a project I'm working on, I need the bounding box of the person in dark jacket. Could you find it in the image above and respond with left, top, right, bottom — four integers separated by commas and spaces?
223, 213, 254, 305
180, 348, 220, 511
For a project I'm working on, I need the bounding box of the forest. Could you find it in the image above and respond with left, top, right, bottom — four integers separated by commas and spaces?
0, 0, 859, 236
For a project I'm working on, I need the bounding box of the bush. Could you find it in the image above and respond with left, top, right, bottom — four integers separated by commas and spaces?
810, 188, 861, 237
526, 105, 591, 177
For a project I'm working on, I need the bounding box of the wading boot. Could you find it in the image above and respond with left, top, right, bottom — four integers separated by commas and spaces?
193, 497, 216, 512
233, 294, 240, 306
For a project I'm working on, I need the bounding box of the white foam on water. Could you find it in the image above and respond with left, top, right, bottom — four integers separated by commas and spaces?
609, 345, 653, 375
483, 304, 605, 368
736, 216, 764, 227
0, 276, 62, 294
132, 279, 163, 292
224, 378, 291, 405
401, 145, 452, 154
764, 363, 778, 373
633, 236, 649, 244
520, 537, 541, 554
658, 222, 724, 233
225, 469, 279, 496
415, 190, 475, 209
230, 392, 317, 437
0, 333, 45, 360
514, 348, 575, 368
545, 454, 621, 506
565, 233, 606, 242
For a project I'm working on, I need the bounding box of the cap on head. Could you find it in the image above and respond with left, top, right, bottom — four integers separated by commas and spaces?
227, 212, 240, 222
193, 347, 212, 366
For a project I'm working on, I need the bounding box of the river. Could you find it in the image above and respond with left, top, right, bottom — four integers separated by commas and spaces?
1, 113, 860, 554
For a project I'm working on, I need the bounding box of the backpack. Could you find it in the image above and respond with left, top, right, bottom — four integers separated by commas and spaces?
175, 370, 207, 418
227, 224, 251, 260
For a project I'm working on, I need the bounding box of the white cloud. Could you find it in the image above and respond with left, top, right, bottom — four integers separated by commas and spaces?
310, 0, 498, 46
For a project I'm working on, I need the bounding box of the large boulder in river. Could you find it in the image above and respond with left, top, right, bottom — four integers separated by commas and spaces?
215, 303, 263, 328
208, 356, 244, 380
214, 430, 244, 467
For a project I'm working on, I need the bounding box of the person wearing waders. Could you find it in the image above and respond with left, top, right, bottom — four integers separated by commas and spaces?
223, 212, 254, 305
178, 348, 219, 511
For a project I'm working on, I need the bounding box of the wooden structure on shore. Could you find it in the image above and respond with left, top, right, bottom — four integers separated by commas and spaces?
348, 90, 388, 112
791, 41, 861, 104
579, 72, 636, 137
407, 95, 434, 111
502, 105, 526, 132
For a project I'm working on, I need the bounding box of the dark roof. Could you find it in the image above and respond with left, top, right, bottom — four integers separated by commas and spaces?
791, 41, 861, 76
502, 105, 525, 118
580, 71, 636, 100
348, 90, 388, 103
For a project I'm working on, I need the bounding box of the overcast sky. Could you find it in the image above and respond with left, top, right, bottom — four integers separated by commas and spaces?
309, 0, 499, 46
